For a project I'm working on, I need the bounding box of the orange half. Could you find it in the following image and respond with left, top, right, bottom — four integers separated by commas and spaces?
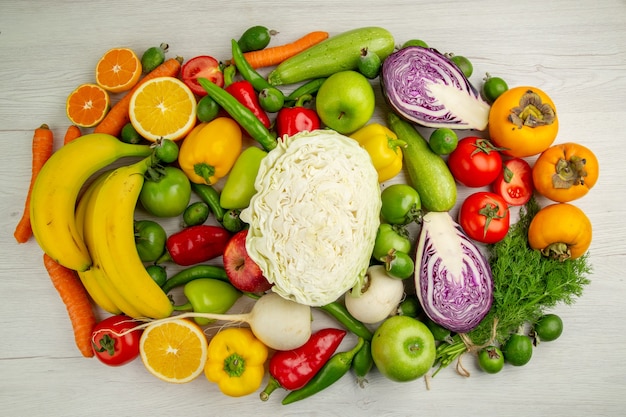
95, 47, 142, 93
129, 76, 197, 142
65, 83, 110, 128
139, 318, 208, 384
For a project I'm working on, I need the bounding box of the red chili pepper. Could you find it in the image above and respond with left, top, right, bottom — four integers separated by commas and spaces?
162, 225, 231, 266
275, 94, 320, 138
225, 80, 271, 129
259, 327, 347, 401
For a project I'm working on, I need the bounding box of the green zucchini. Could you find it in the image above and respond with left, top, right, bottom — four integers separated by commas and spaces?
387, 112, 457, 212
267, 27, 395, 86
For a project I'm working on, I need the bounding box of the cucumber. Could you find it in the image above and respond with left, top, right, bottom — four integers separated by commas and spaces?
387, 112, 457, 212
268, 27, 395, 86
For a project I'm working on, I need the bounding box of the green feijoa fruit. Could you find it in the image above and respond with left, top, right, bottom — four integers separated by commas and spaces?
141, 43, 168, 74
358, 48, 382, 79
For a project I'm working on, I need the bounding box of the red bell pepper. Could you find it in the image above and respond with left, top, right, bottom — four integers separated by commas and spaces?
160, 225, 231, 266
225, 80, 271, 129
275, 94, 320, 138
259, 327, 347, 401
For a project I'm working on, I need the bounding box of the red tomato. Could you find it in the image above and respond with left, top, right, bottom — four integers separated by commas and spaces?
448, 136, 503, 187
91, 315, 142, 366
458, 191, 510, 244
181, 55, 224, 96
492, 158, 534, 206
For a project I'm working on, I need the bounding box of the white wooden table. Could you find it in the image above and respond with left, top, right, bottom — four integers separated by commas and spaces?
1, 1, 625, 416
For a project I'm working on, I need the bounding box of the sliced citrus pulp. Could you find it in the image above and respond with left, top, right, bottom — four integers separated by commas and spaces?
139, 318, 208, 384
95, 47, 142, 93
65, 83, 110, 128
128, 76, 197, 142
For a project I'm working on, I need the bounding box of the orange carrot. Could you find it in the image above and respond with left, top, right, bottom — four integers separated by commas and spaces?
63, 124, 82, 145
94, 56, 183, 137
43, 253, 96, 358
241, 31, 329, 69
14, 124, 54, 243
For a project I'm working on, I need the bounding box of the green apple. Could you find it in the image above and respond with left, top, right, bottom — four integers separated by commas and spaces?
315, 70, 375, 134
371, 315, 436, 382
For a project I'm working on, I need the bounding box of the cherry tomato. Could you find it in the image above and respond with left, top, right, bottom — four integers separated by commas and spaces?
458, 191, 510, 244
448, 136, 503, 187
477, 346, 504, 374
140, 166, 191, 218
91, 315, 142, 366
181, 55, 224, 97
502, 334, 533, 366
492, 158, 534, 206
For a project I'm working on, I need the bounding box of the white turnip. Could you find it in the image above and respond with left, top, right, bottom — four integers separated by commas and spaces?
345, 265, 405, 324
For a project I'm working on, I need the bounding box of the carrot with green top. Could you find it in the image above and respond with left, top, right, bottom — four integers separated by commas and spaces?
94, 56, 183, 137
63, 124, 82, 145
43, 253, 97, 358
240, 31, 329, 69
14, 124, 54, 243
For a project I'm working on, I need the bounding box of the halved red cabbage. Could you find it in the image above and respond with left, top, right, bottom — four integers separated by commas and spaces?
381, 46, 490, 130
415, 212, 493, 333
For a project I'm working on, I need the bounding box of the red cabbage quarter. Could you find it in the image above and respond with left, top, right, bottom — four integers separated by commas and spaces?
381, 46, 490, 130
415, 211, 493, 333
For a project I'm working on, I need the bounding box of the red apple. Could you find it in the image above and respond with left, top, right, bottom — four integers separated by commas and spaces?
223, 229, 272, 293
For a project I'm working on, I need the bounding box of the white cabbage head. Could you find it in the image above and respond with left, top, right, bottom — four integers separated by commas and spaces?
240, 130, 381, 306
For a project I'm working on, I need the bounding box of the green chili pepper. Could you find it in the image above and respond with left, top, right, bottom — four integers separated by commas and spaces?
190, 182, 225, 222
352, 339, 374, 388
223, 64, 237, 88
198, 77, 277, 151
231, 39, 277, 93
285, 78, 327, 102
281, 337, 364, 405
319, 302, 373, 341
161, 264, 229, 294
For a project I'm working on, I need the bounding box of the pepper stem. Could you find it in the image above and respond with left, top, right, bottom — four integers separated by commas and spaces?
194, 163, 216, 185
259, 376, 282, 402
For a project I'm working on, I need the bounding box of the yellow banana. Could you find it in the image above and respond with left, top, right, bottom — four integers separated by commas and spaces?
80, 171, 146, 319
29, 133, 152, 272
87, 156, 173, 319
74, 172, 122, 315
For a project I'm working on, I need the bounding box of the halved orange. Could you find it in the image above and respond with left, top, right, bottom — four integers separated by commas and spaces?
95, 47, 142, 93
129, 76, 197, 142
66, 83, 110, 128
139, 318, 208, 384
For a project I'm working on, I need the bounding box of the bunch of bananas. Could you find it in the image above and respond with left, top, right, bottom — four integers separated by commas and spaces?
30, 133, 173, 319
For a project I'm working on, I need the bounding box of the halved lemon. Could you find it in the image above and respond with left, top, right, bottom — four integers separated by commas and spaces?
66, 83, 110, 128
129, 76, 197, 142
95, 47, 142, 93
139, 318, 208, 384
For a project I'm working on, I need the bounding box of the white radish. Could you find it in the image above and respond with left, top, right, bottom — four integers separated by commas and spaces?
132, 293, 312, 351
345, 265, 405, 324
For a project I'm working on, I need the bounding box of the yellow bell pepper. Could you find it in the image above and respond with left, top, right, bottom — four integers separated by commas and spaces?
178, 117, 243, 185
350, 123, 406, 182
204, 327, 269, 397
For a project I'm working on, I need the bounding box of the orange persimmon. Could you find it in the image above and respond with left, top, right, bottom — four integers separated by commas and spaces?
532, 142, 599, 202
488, 86, 559, 158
